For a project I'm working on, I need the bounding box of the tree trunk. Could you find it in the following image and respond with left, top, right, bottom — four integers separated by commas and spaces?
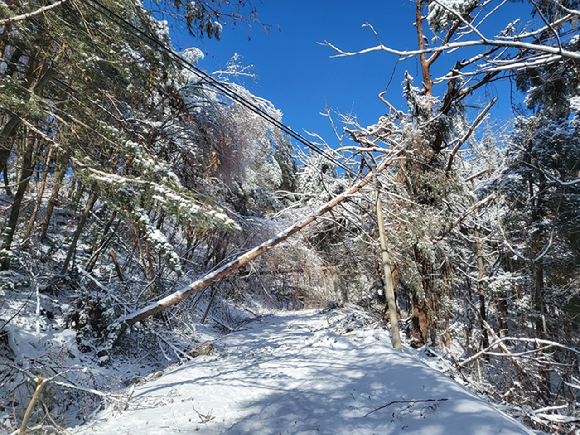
85, 210, 118, 272
39, 163, 66, 240
411, 296, 429, 348
374, 168, 402, 351
61, 190, 98, 274
415, 0, 433, 97
22, 145, 55, 244
109, 249, 124, 281
533, 260, 547, 338
1, 132, 36, 268
411, 244, 434, 348
2, 164, 12, 196
474, 226, 489, 349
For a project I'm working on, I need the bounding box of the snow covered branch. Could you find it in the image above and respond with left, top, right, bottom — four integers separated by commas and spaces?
323, 37, 580, 62
0, 0, 68, 26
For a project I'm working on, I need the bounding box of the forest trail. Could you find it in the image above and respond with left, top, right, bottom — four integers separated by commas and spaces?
72, 308, 534, 435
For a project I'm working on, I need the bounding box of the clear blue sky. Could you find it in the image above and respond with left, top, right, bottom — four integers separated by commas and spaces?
168, 1, 524, 150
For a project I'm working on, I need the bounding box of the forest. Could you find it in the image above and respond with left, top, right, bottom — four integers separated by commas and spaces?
0, 0, 579, 433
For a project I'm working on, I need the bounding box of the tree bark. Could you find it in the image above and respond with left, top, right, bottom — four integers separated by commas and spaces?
415, 0, 432, 97
411, 296, 429, 347
1, 132, 36, 268
109, 249, 124, 281
2, 163, 12, 196
85, 210, 118, 272
533, 260, 547, 338
38, 163, 66, 240
22, 145, 55, 244
373, 168, 402, 351
61, 190, 98, 274
474, 226, 490, 349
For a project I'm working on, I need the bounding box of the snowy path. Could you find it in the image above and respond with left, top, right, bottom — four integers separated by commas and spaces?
73, 309, 533, 434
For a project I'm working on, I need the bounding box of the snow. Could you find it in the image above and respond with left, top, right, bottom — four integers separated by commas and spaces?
427, 0, 478, 32
72, 308, 534, 435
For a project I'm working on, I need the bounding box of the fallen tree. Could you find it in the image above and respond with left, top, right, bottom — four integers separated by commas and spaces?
106, 149, 403, 344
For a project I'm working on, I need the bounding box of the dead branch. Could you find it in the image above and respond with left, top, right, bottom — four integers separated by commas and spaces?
364, 398, 448, 417
446, 98, 497, 173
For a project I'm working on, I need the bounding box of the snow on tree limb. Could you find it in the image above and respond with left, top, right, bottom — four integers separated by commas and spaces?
323, 37, 580, 62
0, 0, 68, 26
322, 2, 580, 85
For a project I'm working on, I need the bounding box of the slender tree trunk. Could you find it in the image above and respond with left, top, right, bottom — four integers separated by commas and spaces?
85, 210, 118, 272
145, 240, 156, 279
200, 286, 219, 324
444, 307, 451, 348
443, 270, 451, 349
374, 169, 402, 351
61, 190, 98, 274
474, 226, 489, 349
69, 180, 85, 214
38, 164, 66, 240
415, 0, 432, 97
411, 244, 433, 347
1, 132, 36, 268
2, 164, 12, 196
109, 249, 124, 281
132, 224, 150, 280
533, 260, 547, 338
23, 145, 55, 244
18, 376, 48, 435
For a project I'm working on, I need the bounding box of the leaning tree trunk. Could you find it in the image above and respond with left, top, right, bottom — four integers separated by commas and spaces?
22, 145, 55, 244
373, 168, 402, 351
85, 210, 118, 272
61, 190, 98, 274
38, 162, 66, 240
108, 150, 403, 342
1, 131, 36, 268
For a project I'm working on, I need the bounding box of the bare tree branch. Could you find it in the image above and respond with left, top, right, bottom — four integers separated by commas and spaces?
446, 97, 497, 173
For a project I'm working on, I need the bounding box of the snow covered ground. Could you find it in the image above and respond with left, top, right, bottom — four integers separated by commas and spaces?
72, 308, 535, 435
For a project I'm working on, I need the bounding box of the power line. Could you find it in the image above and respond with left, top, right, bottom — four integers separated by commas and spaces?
83, 0, 356, 176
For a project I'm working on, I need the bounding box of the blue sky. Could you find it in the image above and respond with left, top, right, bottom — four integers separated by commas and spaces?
168, 1, 524, 150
